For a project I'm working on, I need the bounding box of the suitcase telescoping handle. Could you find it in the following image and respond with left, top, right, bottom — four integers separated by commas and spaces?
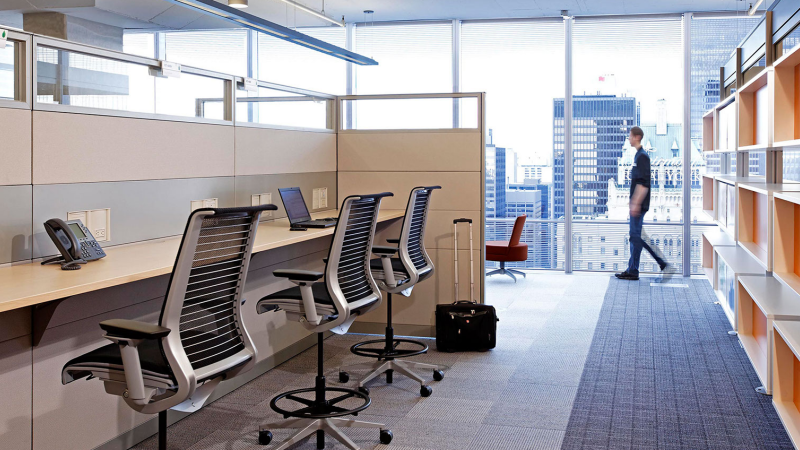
453, 218, 475, 304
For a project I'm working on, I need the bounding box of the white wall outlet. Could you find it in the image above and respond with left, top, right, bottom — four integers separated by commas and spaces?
312, 188, 320, 210
320, 187, 328, 208
68, 208, 110, 242
191, 198, 218, 212
251, 193, 273, 217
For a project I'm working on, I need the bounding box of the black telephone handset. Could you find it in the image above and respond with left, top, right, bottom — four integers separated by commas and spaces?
42, 218, 106, 270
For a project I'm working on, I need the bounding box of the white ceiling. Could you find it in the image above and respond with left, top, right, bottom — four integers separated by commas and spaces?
0, 0, 764, 32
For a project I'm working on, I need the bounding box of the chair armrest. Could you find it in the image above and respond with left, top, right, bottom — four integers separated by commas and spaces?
99, 319, 171, 340
373, 245, 398, 255
273, 269, 324, 282
386, 238, 400, 244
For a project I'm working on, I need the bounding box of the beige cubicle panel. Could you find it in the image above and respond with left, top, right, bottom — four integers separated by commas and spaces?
0, 309, 32, 450
32, 111, 235, 184
0, 107, 32, 186
235, 126, 336, 176
338, 127, 485, 334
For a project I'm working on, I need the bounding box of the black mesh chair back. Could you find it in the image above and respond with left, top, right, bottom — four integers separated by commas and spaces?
323, 193, 393, 332
398, 186, 440, 284
160, 206, 265, 384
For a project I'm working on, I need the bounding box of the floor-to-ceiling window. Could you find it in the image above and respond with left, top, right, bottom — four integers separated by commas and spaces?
689, 15, 759, 273
461, 19, 565, 270
258, 27, 346, 95
570, 16, 684, 273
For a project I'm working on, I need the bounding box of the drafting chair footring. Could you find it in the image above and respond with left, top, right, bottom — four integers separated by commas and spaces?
340, 293, 444, 397
260, 333, 393, 448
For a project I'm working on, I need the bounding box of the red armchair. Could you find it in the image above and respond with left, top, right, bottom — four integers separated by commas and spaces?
486, 215, 528, 282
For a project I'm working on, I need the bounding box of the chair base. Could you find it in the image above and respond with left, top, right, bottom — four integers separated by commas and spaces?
342, 359, 441, 397
486, 262, 526, 282
350, 338, 428, 359
259, 417, 392, 450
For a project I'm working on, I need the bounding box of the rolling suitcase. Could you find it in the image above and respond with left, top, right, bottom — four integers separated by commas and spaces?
435, 218, 498, 352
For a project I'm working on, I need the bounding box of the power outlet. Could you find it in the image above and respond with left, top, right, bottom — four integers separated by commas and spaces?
191, 198, 218, 212
313, 188, 328, 209
251, 193, 273, 217
68, 208, 111, 242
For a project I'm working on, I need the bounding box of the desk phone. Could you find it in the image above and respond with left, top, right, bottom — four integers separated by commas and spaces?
42, 218, 106, 270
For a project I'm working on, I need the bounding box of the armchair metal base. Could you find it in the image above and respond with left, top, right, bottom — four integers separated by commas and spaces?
260, 333, 391, 449
259, 417, 392, 450
486, 262, 526, 282
339, 293, 444, 397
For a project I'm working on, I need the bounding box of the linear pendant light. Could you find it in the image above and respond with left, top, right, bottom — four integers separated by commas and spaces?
163, 0, 377, 65
274, 0, 343, 27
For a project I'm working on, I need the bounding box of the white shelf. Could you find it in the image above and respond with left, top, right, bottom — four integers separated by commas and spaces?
739, 183, 800, 195
716, 246, 766, 275
740, 276, 800, 320
715, 175, 765, 186
703, 228, 736, 247
775, 191, 800, 205
738, 241, 769, 271
774, 272, 800, 299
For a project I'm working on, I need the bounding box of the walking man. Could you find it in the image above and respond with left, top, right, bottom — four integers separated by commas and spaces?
616, 126, 668, 281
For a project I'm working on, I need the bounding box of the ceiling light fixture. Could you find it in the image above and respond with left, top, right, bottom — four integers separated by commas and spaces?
747, 0, 764, 16
164, 0, 376, 65
274, 0, 344, 27
228, 0, 248, 8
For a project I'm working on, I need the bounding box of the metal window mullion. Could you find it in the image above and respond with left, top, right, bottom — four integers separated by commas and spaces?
452, 19, 461, 128
682, 13, 692, 277
247, 29, 258, 123
565, 16, 574, 274
345, 22, 355, 130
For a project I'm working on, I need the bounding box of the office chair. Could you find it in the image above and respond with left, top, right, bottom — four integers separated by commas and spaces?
256, 193, 394, 450
338, 186, 444, 398
486, 214, 528, 281
61, 204, 277, 450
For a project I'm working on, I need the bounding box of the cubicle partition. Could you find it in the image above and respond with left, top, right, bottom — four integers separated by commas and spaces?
0, 29, 484, 450
0, 30, 353, 450
338, 93, 487, 335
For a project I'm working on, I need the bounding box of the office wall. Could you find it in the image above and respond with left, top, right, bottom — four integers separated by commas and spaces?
0, 95, 342, 449
338, 129, 485, 333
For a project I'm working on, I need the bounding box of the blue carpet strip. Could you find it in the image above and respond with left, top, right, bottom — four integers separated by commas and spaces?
561, 278, 793, 450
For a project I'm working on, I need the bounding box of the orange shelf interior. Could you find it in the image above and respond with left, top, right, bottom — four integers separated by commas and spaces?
774, 63, 800, 142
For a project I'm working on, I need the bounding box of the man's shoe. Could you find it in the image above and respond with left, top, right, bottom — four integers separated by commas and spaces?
615, 271, 639, 280
658, 262, 675, 282
617, 272, 639, 280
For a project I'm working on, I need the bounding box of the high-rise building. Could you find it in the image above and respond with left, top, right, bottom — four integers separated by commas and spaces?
485, 130, 506, 218
553, 95, 638, 219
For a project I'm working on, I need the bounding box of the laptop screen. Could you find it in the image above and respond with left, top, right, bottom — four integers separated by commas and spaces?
279, 187, 311, 224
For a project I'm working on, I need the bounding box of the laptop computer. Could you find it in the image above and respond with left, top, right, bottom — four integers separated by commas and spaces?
278, 187, 337, 228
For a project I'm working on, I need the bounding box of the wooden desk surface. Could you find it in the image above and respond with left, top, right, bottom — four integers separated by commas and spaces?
0, 210, 404, 313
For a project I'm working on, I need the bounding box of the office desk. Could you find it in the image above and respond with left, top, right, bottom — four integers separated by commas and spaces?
0, 210, 403, 342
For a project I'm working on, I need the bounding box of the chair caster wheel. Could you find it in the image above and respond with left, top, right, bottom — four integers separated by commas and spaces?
358, 386, 370, 396
258, 430, 273, 445
339, 371, 350, 383
420, 385, 432, 397
380, 429, 393, 444
433, 370, 444, 381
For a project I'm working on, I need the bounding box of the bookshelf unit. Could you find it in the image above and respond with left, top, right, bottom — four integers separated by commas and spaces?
738, 68, 771, 151
774, 44, 800, 148
714, 246, 765, 331
703, 109, 715, 151
738, 183, 800, 271
738, 276, 800, 395
702, 229, 736, 288
771, 320, 800, 448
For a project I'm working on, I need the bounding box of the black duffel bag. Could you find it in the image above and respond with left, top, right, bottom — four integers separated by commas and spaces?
435, 301, 498, 352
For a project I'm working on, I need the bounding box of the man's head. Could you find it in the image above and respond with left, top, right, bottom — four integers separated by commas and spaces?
630, 126, 644, 147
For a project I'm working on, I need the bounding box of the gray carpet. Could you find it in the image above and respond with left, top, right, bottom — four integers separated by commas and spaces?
131, 273, 611, 449
561, 278, 794, 450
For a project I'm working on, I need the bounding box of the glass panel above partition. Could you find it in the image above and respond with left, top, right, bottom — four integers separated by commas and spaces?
36, 46, 156, 113
235, 86, 332, 130
35, 44, 230, 122
123, 32, 155, 59
0, 40, 15, 101
340, 95, 479, 131
165, 30, 248, 77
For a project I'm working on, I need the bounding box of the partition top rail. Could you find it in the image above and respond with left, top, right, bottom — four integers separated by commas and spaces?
338, 92, 483, 101
234, 77, 336, 100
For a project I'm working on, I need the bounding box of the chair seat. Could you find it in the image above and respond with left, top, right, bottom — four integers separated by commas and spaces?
257, 282, 379, 317
486, 241, 528, 262
369, 258, 410, 282
62, 339, 173, 384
